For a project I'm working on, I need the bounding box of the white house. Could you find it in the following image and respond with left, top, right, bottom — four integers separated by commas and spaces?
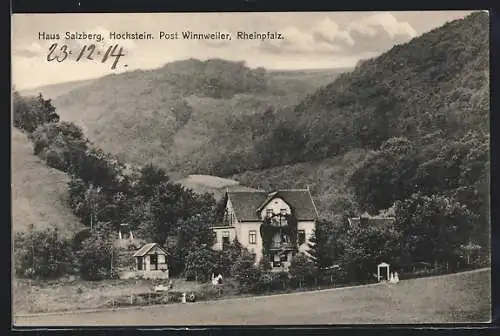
211, 188, 319, 271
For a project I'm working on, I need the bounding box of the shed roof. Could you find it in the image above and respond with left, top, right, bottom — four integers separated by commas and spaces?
133, 243, 168, 257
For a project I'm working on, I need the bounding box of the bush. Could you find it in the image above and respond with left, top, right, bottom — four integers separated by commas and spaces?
44, 148, 67, 171
394, 193, 476, 269
231, 250, 262, 293
289, 253, 317, 288
13, 92, 60, 133
14, 226, 74, 279
184, 244, 217, 282
75, 232, 118, 281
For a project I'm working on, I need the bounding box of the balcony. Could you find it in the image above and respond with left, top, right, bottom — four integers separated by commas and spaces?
268, 216, 288, 227
270, 241, 294, 250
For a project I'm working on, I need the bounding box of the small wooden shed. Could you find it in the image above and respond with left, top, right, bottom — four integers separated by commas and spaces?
132, 243, 169, 279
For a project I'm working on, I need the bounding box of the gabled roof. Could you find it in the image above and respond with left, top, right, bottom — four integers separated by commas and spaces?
133, 243, 168, 257
227, 189, 319, 221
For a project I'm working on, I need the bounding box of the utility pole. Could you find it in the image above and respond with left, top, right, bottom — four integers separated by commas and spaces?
30, 232, 35, 312
111, 240, 114, 278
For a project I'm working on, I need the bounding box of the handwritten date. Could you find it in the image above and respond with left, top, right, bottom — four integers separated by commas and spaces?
47, 43, 126, 70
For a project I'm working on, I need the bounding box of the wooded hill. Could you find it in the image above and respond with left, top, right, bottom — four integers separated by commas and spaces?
37, 60, 345, 175
233, 12, 489, 230
249, 11, 489, 170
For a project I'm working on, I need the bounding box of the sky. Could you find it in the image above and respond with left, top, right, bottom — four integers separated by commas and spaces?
11, 11, 477, 90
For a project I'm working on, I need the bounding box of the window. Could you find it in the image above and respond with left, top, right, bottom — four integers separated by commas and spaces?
280, 209, 287, 215
273, 254, 281, 267
298, 230, 306, 245
266, 209, 273, 217
222, 230, 230, 248
137, 256, 143, 270
249, 230, 257, 244
150, 254, 158, 271
280, 253, 288, 262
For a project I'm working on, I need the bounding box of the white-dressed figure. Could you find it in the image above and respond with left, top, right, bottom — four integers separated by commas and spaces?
394, 272, 400, 283
389, 272, 395, 283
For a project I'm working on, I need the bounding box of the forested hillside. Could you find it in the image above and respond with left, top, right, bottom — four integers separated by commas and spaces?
23, 12, 489, 228
46, 59, 344, 174
251, 11, 489, 169
235, 11, 488, 220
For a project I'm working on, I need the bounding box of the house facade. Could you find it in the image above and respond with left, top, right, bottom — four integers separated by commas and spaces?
211, 189, 319, 272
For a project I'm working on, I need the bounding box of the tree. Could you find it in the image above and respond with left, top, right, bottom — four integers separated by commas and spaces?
31, 122, 88, 172
456, 131, 490, 248
213, 238, 244, 276
289, 253, 317, 288
137, 181, 216, 246
72, 147, 127, 194
133, 163, 170, 198
184, 244, 217, 282
14, 226, 73, 279
349, 137, 418, 214
231, 249, 262, 293
75, 224, 118, 280
13, 92, 60, 133
413, 140, 468, 195
341, 224, 401, 281
393, 193, 476, 270
167, 211, 216, 275
68, 177, 116, 230
307, 219, 344, 270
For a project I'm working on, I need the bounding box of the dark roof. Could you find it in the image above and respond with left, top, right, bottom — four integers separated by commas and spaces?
133, 243, 168, 257
227, 189, 319, 221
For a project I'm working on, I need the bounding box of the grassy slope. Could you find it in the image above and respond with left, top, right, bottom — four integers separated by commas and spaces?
13, 268, 491, 324
11, 128, 83, 237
